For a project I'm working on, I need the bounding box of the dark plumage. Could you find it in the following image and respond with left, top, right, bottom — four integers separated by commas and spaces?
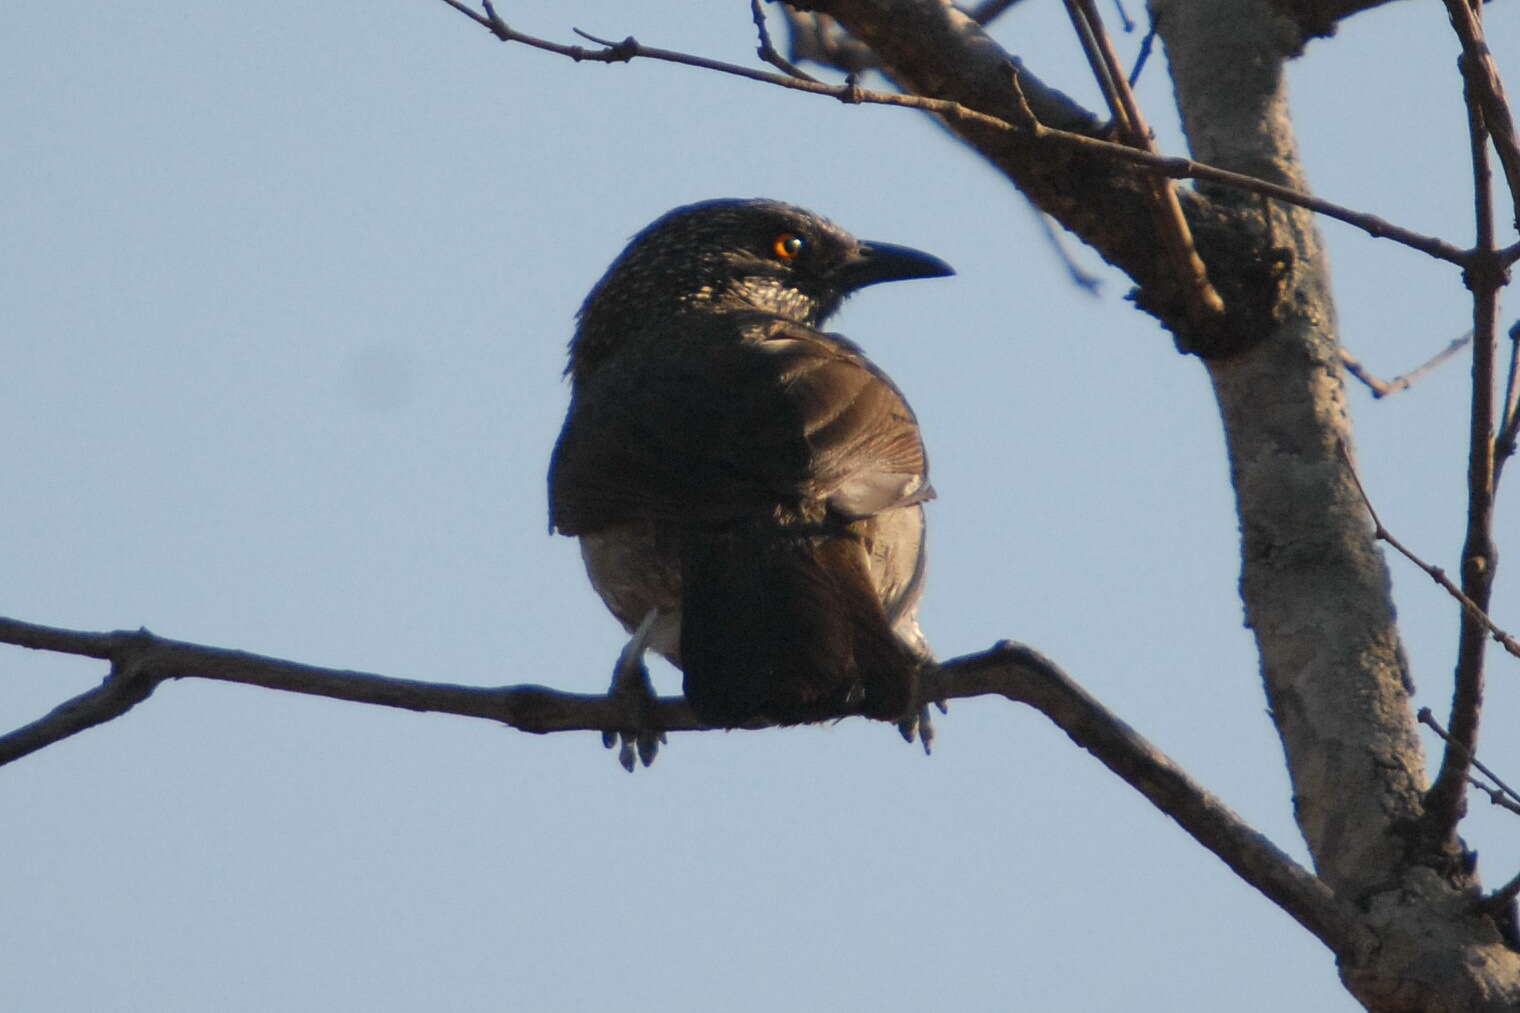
549, 198, 950, 729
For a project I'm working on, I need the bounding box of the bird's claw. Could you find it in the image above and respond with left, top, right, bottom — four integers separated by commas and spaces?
603, 714, 666, 772
604, 612, 665, 771
897, 699, 943, 755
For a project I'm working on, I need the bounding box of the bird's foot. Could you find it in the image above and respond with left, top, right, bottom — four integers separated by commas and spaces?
603, 612, 666, 771
897, 697, 947, 756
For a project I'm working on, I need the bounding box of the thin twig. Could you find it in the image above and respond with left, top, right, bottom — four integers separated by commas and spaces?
1443, 0, 1520, 230
1110, 0, 1136, 33
434, 1, 1472, 268
0, 616, 1370, 956
1495, 320, 1520, 486
1420, 708, 1520, 811
1471, 777, 1520, 817
1031, 202, 1104, 294
749, 0, 817, 82
1129, 22, 1157, 87
1339, 332, 1472, 399
1063, 0, 1225, 325
1426, 28, 1506, 849
1066, 0, 1129, 132
1338, 443, 1520, 661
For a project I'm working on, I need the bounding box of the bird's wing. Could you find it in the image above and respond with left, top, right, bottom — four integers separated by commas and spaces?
549, 318, 928, 535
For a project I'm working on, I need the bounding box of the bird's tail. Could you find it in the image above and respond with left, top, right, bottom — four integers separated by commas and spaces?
678, 524, 920, 727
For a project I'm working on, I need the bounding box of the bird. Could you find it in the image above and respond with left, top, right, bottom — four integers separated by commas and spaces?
547, 198, 951, 762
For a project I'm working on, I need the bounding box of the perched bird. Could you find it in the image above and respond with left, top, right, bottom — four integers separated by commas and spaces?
549, 198, 950, 749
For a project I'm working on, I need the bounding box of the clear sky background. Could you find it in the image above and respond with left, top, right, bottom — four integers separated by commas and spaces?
5, 2, 1518, 1011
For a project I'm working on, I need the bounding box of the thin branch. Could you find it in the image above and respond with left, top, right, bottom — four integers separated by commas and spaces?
1426, 33, 1506, 847
1419, 708, 1520, 812
1338, 445, 1520, 662
1062, 0, 1224, 325
0, 655, 159, 762
993, 85, 1471, 266
934, 646, 1367, 957
749, 0, 817, 82
1128, 22, 1157, 88
1471, 777, 1520, 818
1339, 332, 1472, 399
1030, 202, 1104, 294
1495, 319, 1520, 486
1443, 0, 1520, 230
1066, 0, 1129, 133
0, 616, 1370, 956
1109, 0, 1136, 34
433, 1, 1471, 268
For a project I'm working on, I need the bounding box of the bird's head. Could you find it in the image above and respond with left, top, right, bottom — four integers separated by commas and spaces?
569, 198, 953, 380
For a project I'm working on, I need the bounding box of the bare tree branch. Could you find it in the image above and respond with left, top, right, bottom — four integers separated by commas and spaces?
750, 0, 818, 81
1444, 0, 1520, 231
1426, 19, 1509, 846
432, 0, 1470, 277
0, 615, 1369, 956
1420, 708, 1520, 814
1496, 319, 1520, 486
1030, 202, 1104, 294
1339, 444, 1520, 662
936, 643, 1368, 956
1062, 0, 1224, 323
1339, 332, 1472, 399
1471, 778, 1520, 818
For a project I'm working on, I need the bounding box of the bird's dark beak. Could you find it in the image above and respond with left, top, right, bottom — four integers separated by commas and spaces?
835, 240, 955, 292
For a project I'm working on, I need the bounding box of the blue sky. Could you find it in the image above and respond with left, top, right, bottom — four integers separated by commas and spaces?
4, 2, 1517, 1010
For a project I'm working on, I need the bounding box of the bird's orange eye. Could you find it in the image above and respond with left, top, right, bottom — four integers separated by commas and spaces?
772, 233, 806, 261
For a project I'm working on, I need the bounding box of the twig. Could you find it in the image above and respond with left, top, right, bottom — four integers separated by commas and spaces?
1495, 320, 1520, 486
1426, 31, 1507, 848
1128, 22, 1157, 88
1338, 444, 1520, 661
1419, 708, 1520, 812
1110, 0, 1136, 33
1063, 0, 1225, 326
1443, 0, 1520, 230
749, 0, 817, 82
1339, 332, 1472, 399
433, 1, 1471, 269
1031, 202, 1103, 294
0, 615, 1370, 956
1471, 777, 1520, 817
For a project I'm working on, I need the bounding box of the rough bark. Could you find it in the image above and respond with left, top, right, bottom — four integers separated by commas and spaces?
1153, 0, 1425, 897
